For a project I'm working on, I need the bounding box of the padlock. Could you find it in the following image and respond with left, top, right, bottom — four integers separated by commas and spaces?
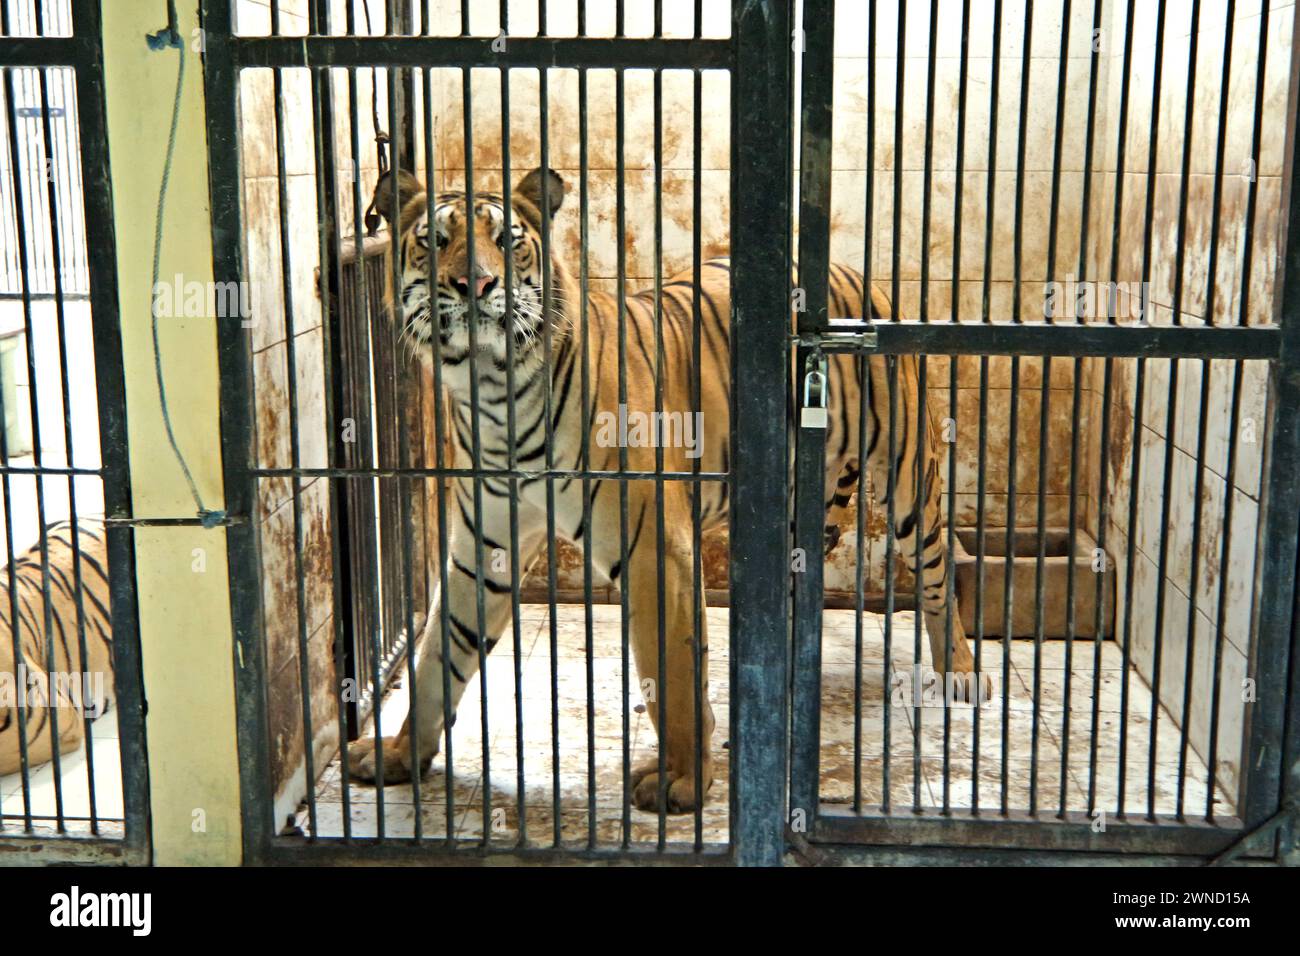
801, 360, 828, 429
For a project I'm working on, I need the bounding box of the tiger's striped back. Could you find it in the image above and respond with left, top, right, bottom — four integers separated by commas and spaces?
0, 520, 113, 776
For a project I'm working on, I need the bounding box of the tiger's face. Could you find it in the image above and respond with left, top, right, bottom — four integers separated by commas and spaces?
373, 167, 565, 368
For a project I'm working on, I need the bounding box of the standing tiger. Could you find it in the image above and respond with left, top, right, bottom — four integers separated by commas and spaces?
0, 520, 113, 776
350, 165, 984, 812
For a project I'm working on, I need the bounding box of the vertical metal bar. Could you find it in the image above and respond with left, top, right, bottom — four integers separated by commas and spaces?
972, 0, 1003, 817
385, 42, 422, 841
914, 0, 939, 812
919, 0, 937, 324
308, 0, 356, 842
1170, 0, 1206, 820
789, 0, 833, 828
882, 354, 900, 814
729, 0, 793, 866
852, 0, 876, 817
203, 0, 275, 861
1244, 0, 1300, 853
615, 64, 632, 848
941, 0, 971, 818
1205, 357, 1244, 822
271, 42, 320, 836
1117, 351, 1146, 821
0, 61, 36, 828
1112, 0, 1149, 823
46, 69, 90, 833
1000, 358, 1020, 816
1089, 0, 1137, 818
537, 63, 561, 849
1087, 356, 1115, 819
458, 62, 493, 849
653, 65, 668, 846
1011, 0, 1032, 326
344, 59, 386, 837
853, 357, 869, 811
890, 0, 904, 326
1064, 0, 1104, 819
497, 40, 528, 849
420, 64, 456, 842
71, 0, 148, 857
1001, 6, 1033, 818
1132, 0, 1169, 823
577, 48, 597, 851
1039, 0, 1073, 820
1030, 366, 1050, 818
912, 358, 926, 813
690, 63, 705, 850
1032, 0, 1073, 817
972, 355, 988, 815
1236, 1, 1271, 327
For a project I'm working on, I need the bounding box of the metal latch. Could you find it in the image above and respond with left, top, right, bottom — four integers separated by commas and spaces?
792, 324, 879, 353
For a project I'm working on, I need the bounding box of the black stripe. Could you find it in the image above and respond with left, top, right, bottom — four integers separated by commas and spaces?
608, 500, 648, 583
452, 556, 511, 593
448, 613, 481, 652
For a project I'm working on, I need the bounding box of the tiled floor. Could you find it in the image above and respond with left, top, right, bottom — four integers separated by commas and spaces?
0, 707, 125, 837
298, 604, 1236, 846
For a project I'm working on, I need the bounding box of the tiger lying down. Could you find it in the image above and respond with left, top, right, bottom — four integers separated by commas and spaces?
0, 521, 113, 776
350, 166, 989, 813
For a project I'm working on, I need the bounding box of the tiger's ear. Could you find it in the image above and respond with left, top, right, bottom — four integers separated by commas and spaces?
515, 167, 565, 228
369, 169, 426, 232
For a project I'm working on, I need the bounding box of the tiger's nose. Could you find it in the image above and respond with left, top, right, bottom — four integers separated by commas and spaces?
454, 273, 498, 299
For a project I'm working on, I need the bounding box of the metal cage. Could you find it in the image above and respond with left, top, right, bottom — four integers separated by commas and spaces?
206, 0, 1299, 866
0, 0, 147, 865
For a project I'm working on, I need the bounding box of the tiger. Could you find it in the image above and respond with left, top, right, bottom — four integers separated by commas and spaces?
348, 165, 985, 813
0, 520, 113, 776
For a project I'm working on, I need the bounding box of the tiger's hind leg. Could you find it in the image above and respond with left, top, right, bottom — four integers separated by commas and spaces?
863, 355, 991, 704
822, 460, 860, 556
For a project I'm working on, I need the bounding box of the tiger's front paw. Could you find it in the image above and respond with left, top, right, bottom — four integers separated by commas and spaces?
348, 735, 432, 786
630, 760, 713, 814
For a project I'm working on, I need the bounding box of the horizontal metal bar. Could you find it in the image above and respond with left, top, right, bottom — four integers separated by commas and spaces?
0, 464, 102, 476
516, 585, 919, 611
812, 806, 1251, 858
231, 36, 730, 70
103, 514, 248, 527
252, 466, 729, 481
0, 292, 91, 302
836, 321, 1281, 359
261, 836, 733, 866
0, 36, 86, 67
800, 843, 1278, 867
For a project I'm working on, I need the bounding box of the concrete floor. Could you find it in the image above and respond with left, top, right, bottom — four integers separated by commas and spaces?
298, 603, 1235, 847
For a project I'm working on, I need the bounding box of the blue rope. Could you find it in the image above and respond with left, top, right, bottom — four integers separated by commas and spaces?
148, 17, 227, 530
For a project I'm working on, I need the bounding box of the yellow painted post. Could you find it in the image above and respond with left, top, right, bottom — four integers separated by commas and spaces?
101, 0, 242, 865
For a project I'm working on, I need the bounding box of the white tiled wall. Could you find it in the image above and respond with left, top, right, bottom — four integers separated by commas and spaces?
1082, 0, 1294, 805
